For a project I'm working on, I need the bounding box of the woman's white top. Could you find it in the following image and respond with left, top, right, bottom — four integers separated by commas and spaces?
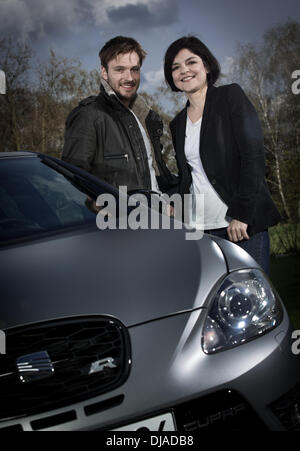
184, 115, 230, 230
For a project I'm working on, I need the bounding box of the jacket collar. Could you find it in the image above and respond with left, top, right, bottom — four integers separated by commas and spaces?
100, 77, 151, 121
200, 84, 216, 143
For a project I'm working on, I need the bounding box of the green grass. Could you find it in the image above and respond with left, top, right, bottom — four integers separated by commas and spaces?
270, 254, 300, 329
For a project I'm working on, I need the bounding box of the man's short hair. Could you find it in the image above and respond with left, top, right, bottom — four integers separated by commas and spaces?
99, 36, 147, 69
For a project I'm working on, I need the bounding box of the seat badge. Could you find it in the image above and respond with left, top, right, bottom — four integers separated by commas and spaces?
83, 357, 117, 376
16, 351, 55, 384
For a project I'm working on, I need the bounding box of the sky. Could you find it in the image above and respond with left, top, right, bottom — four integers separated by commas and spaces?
0, 0, 299, 92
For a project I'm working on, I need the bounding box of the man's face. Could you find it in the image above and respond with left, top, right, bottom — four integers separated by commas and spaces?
101, 51, 141, 107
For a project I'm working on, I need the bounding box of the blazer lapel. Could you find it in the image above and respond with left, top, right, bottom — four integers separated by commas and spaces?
175, 106, 187, 162
173, 85, 216, 169
200, 85, 216, 152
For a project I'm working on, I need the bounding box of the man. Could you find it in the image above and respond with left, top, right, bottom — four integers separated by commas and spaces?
62, 36, 176, 195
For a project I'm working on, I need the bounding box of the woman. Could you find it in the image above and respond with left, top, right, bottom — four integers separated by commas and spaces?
164, 36, 281, 273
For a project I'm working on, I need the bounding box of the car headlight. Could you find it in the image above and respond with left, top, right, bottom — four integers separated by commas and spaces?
202, 269, 283, 354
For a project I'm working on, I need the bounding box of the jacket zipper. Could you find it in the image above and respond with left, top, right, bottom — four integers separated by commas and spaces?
104, 153, 129, 162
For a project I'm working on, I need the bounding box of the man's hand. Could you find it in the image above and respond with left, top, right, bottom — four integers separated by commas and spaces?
227, 219, 249, 242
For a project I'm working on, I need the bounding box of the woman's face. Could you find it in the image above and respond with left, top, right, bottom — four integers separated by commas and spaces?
171, 48, 209, 94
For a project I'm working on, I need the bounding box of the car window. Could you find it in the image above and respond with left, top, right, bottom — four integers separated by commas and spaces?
0, 157, 97, 242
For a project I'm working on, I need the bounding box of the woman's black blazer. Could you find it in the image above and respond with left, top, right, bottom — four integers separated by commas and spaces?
169, 83, 281, 235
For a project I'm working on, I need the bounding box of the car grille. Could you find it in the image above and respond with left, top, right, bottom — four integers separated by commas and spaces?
0, 316, 131, 420
102, 390, 267, 432
174, 390, 266, 431
270, 382, 300, 430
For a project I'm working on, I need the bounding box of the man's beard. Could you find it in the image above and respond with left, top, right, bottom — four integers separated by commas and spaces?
117, 91, 137, 105
116, 82, 138, 105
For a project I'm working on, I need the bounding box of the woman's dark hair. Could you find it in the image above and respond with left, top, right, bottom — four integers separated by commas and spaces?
164, 36, 220, 91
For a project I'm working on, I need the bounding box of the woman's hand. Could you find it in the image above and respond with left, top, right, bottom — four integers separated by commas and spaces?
227, 219, 249, 242
165, 204, 175, 217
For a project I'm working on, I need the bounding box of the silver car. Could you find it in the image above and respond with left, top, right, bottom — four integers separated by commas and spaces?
0, 152, 299, 431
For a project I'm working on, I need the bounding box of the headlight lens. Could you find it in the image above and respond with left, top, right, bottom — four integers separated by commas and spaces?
202, 269, 283, 354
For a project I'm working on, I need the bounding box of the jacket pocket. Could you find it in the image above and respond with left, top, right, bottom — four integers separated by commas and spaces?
104, 153, 129, 162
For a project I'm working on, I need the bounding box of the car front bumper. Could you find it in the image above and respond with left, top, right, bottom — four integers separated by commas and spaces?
1, 307, 300, 432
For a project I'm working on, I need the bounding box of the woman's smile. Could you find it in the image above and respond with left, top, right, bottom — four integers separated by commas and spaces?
181, 75, 195, 82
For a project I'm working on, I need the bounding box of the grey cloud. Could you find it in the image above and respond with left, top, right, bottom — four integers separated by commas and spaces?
107, 0, 179, 29
0, 0, 179, 43
0, 0, 93, 41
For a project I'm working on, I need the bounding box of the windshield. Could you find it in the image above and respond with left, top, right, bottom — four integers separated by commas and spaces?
0, 157, 98, 243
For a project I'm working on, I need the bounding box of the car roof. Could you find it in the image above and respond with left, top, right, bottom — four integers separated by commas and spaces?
0, 151, 37, 159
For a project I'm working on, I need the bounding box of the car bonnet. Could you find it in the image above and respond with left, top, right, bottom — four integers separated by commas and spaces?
0, 227, 228, 329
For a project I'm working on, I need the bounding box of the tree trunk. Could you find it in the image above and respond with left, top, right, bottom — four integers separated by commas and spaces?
274, 150, 291, 219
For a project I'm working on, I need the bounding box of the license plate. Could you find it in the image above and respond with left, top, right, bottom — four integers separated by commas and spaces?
112, 412, 176, 431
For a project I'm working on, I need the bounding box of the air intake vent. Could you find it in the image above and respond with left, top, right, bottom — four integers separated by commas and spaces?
0, 316, 131, 420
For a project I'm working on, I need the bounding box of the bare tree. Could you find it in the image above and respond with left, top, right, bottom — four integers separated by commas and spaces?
0, 38, 102, 156
23, 49, 101, 157
0, 38, 33, 152
231, 21, 300, 222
